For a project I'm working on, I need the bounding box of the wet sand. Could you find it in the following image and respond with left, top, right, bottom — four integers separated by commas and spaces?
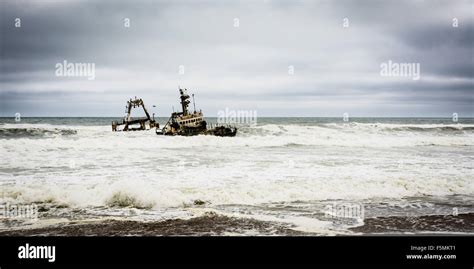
1, 213, 472, 236
0, 212, 305, 236
350, 213, 474, 234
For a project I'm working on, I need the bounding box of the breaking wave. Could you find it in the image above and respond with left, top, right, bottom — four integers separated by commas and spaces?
1, 172, 473, 210
106, 191, 155, 209
0, 127, 77, 138
239, 122, 474, 135
0, 122, 473, 148
1, 119, 473, 234
233, 123, 474, 147
349, 123, 474, 132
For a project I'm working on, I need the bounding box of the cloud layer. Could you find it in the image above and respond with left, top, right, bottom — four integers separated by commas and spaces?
1, 0, 472, 117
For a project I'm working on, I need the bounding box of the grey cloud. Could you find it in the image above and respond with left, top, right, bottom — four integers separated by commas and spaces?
0, 0, 473, 117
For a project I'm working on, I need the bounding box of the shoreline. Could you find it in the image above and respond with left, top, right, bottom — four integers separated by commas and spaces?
1, 213, 473, 236
350, 213, 474, 234
0, 212, 306, 236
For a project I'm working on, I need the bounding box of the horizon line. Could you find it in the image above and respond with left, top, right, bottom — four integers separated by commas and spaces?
1, 116, 472, 118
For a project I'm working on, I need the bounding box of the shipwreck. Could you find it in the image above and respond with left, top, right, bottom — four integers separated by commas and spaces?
111, 97, 158, 132
112, 88, 237, 137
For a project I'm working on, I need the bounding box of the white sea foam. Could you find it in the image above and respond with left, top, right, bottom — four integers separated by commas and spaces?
1, 122, 473, 213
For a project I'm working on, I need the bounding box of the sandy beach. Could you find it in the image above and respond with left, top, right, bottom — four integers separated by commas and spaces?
1, 212, 473, 236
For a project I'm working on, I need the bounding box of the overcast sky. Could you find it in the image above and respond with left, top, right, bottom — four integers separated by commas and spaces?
0, 0, 472, 117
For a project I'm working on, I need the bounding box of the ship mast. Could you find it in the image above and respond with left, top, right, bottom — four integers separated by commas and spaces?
179, 88, 190, 116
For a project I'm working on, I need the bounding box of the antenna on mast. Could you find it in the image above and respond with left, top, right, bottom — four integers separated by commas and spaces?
192, 94, 196, 113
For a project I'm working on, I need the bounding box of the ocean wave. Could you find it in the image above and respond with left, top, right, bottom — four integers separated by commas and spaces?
1, 164, 473, 209
364, 124, 474, 132
314, 122, 474, 132
242, 122, 474, 135
0, 127, 77, 138
106, 191, 155, 209
0, 122, 472, 148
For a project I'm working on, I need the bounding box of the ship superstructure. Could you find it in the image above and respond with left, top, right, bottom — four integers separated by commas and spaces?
159, 88, 237, 136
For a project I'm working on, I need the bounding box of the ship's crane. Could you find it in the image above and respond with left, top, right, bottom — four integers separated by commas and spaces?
112, 97, 158, 131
